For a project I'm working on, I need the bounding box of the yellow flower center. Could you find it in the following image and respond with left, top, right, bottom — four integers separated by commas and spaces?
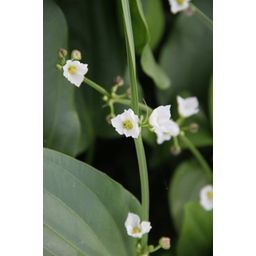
176, 0, 185, 5
132, 227, 141, 234
68, 65, 77, 74
207, 191, 213, 200
122, 120, 133, 130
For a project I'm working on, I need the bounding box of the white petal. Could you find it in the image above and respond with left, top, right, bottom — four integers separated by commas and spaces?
111, 115, 124, 135
141, 221, 152, 234
111, 109, 141, 138
125, 213, 141, 228
169, 0, 190, 14
177, 95, 199, 118
167, 120, 180, 136
199, 185, 213, 211
62, 60, 88, 87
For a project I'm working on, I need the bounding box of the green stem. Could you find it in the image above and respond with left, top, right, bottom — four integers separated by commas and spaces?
191, 3, 213, 31
84, 77, 110, 97
121, 0, 150, 246
180, 133, 212, 182
112, 98, 152, 113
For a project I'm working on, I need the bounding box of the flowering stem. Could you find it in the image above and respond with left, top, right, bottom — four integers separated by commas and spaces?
191, 3, 213, 31
112, 98, 152, 113
179, 133, 213, 182
84, 77, 110, 97
121, 0, 150, 247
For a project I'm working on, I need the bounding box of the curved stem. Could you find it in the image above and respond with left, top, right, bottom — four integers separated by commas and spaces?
121, 0, 150, 247
84, 77, 110, 97
112, 98, 152, 113
180, 133, 213, 182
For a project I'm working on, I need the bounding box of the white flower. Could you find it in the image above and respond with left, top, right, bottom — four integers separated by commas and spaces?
168, 0, 191, 14
149, 105, 180, 144
63, 60, 88, 87
177, 95, 199, 118
111, 109, 141, 139
199, 184, 213, 211
125, 212, 152, 238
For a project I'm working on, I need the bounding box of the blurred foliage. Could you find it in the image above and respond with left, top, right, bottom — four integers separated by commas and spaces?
44, 0, 213, 255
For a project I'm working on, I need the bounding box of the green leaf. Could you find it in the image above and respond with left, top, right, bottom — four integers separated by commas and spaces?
128, 0, 171, 89
57, 0, 127, 138
169, 160, 209, 231
44, 148, 141, 256
141, 0, 165, 49
43, 0, 81, 156
141, 44, 171, 90
158, 4, 212, 104
177, 202, 213, 256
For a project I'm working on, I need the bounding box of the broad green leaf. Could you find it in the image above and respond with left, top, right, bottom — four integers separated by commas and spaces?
141, 0, 165, 49
43, 0, 81, 156
44, 148, 141, 256
169, 160, 209, 231
128, 0, 171, 89
58, 0, 127, 138
158, 0, 212, 104
177, 202, 213, 256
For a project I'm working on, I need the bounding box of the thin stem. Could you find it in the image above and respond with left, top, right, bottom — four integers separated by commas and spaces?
121, 0, 150, 247
180, 133, 213, 182
191, 3, 213, 31
112, 98, 152, 113
84, 77, 110, 97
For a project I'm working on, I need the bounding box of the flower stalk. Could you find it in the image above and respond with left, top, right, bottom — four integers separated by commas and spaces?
179, 132, 212, 182
120, 0, 150, 247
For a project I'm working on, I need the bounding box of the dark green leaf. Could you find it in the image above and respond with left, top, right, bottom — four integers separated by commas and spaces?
44, 148, 141, 256
57, 0, 127, 138
177, 202, 213, 256
141, 0, 165, 49
169, 160, 209, 231
129, 0, 171, 89
158, 2, 212, 104
43, 0, 81, 156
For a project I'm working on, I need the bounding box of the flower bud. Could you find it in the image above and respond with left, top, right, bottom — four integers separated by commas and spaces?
184, 6, 194, 16
114, 76, 124, 87
170, 145, 181, 156
71, 49, 82, 60
58, 48, 68, 59
159, 237, 171, 250
189, 123, 199, 133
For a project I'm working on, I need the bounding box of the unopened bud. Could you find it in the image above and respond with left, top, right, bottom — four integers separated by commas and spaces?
58, 48, 68, 59
170, 145, 181, 156
159, 237, 171, 250
114, 76, 124, 87
184, 6, 194, 16
106, 114, 114, 124
71, 49, 82, 60
189, 123, 199, 133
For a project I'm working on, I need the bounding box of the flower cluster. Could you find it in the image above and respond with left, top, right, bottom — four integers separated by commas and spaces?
110, 96, 199, 145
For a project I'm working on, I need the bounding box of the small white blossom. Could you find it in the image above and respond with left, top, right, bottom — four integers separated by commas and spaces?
168, 0, 191, 14
125, 212, 152, 238
63, 60, 88, 87
199, 184, 213, 211
111, 109, 141, 139
177, 95, 199, 118
149, 105, 180, 144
